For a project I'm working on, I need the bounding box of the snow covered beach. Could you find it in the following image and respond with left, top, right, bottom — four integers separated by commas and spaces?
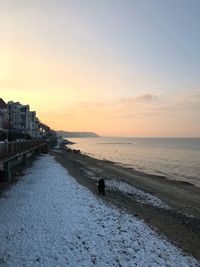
0, 155, 199, 266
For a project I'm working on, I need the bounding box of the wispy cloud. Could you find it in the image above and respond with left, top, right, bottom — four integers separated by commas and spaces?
71, 89, 200, 118
148, 88, 200, 114
33, 88, 200, 136
66, 93, 159, 121
75, 93, 158, 111
120, 94, 157, 104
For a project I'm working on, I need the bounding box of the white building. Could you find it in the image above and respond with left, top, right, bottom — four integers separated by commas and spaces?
7, 101, 38, 139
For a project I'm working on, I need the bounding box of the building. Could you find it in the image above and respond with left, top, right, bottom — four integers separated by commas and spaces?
7, 101, 29, 139
0, 98, 9, 140
7, 101, 39, 140
28, 111, 37, 138
1, 99, 56, 141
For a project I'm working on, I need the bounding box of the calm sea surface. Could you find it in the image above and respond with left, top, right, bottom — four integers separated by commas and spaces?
67, 137, 200, 188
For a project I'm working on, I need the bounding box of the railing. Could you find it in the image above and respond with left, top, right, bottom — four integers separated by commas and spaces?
0, 140, 46, 158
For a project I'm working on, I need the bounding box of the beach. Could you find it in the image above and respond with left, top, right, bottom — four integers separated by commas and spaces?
51, 148, 200, 261
0, 154, 198, 266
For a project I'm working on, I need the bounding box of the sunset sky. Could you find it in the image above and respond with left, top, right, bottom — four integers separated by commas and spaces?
0, 0, 200, 137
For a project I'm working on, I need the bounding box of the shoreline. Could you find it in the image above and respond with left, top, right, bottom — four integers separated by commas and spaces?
51, 149, 200, 261
89, 155, 200, 189
67, 139, 200, 188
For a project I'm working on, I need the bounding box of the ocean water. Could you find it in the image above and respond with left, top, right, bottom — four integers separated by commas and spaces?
67, 137, 200, 188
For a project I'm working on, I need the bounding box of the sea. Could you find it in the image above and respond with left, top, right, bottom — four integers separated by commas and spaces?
66, 137, 200, 188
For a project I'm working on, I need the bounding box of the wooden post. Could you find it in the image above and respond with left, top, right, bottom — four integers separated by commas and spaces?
35, 148, 41, 155
23, 153, 28, 167
11, 142, 13, 154
5, 142, 8, 155
4, 162, 11, 182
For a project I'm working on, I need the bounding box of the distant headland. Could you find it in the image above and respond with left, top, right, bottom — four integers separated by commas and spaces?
56, 131, 99, 138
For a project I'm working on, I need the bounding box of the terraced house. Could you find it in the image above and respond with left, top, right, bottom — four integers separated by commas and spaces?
0, 98, 8, 140
7, 101, 39, 139
0, 99, 56, 141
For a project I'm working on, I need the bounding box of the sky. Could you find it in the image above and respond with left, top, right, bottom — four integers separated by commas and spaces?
0, 0, 200, 137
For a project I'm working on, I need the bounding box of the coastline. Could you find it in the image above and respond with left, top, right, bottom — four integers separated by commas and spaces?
51, 148, 200, 261
67, 137, 200, 188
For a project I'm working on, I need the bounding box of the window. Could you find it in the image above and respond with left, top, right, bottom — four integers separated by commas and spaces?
21, 114, 26, 121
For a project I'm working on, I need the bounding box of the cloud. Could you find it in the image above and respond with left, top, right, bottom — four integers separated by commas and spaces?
64, 93, 159, 122
120, 94, 157, 104
73, 89, 200, 124
134, 94, 157, 102
151, 88, 200, 113
75, 94, 158, 111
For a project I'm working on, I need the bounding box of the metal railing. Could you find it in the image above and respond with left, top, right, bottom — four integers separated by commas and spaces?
0, 140, 46, 158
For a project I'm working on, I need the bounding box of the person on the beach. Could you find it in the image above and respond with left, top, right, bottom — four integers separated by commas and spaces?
98, 178, 105, 196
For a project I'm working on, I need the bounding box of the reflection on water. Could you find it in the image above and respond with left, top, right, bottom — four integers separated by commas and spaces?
67, 137, 200, 187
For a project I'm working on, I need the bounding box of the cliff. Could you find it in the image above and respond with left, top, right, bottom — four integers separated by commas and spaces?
56, 131, 99, 138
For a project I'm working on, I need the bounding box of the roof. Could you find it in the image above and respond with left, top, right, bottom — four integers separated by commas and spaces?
0, 98, 7, 109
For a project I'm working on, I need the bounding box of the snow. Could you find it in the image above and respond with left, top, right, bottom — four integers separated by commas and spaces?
106, 179, 170, 209
0, 155, 199, 267
83, 169, 170, 209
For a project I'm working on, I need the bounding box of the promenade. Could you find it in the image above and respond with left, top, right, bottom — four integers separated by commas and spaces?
0, 140, 48, 181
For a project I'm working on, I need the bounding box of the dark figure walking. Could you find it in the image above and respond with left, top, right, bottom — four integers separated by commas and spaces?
98, 178, 105, 196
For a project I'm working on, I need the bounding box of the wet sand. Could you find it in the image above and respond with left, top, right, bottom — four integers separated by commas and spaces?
51, 149, 200, 261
